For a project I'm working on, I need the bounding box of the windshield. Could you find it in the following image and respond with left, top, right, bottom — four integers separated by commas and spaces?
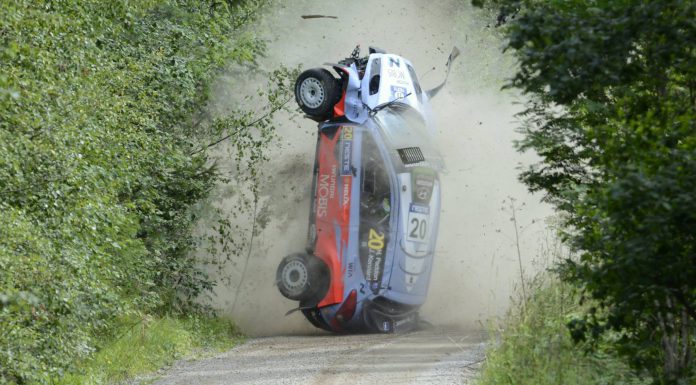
373, 106, 444, 172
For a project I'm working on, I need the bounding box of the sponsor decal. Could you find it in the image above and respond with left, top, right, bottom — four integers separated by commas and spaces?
341, 128, 353, 176
342, 176, 351, 207
413, 174, 434, 203
409, 203, 430, 215
391, 85, 407, 99
362, 228, 387, 290
347, 262, 354, 278
388, 57, 400, 67
386, 67, 405, 80
407, 204, 430, 243
368, 228, 385, 250
316, 165, 337, 218
350, 102, 361, 116
416, 187, 429, 201
342, 126, 353, 140
415, 178, 434, 188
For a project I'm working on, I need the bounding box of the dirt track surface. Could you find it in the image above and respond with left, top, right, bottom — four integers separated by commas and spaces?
150, 327, 485, 385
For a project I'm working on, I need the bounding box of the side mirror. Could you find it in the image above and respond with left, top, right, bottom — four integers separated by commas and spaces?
425, 46, 460, 99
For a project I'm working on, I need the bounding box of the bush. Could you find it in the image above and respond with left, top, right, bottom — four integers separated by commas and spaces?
0, 0, 275, 382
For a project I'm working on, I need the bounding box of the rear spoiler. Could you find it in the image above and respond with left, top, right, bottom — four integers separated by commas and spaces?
425, 47, 460, 99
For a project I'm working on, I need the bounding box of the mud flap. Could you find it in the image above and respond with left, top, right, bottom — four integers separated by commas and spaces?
284, 306, 314, 316
301, 308, 332, 331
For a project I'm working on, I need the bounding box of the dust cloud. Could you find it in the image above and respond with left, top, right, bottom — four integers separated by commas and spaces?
202, 0, 554, 336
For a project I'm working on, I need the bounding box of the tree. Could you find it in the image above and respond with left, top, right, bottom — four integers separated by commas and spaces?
475, 1, 696, 383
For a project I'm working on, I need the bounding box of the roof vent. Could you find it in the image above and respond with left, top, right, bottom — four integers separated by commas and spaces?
397, 147, 425, 165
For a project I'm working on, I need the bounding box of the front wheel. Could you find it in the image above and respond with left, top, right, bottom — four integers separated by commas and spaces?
294, 68, 341, 121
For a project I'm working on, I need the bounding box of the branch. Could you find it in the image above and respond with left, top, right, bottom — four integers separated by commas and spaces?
509, 197, 528, 310
230, 196, 259, 313
189, 96, 292, 156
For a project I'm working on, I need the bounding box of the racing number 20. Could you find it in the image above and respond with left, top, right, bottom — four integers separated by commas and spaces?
368, 229, 385, 250
409, 218, 427, 240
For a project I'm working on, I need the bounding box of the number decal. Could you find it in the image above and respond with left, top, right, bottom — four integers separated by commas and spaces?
368, 229, 385, 250
342, 126, 353, 140
409, 218, 419, 238
407, 204, 430, 243
409, 218, 427, 240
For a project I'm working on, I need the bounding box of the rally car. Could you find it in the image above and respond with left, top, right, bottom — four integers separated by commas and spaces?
276, 46, 459, 333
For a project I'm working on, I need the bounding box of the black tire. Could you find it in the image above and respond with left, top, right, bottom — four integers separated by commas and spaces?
276, 253, 329, 302
294, 68, 341, 121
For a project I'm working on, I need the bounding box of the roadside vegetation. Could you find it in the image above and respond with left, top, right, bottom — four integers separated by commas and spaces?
478, 275, 649, 385
473, 1, 696, 384
56, 314, 242, 385
0, 0, 292, 383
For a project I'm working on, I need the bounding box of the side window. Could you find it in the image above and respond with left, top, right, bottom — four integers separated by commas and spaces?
360, 132, 391, 225
369, 58, 381, 95
359, 131, 391, 291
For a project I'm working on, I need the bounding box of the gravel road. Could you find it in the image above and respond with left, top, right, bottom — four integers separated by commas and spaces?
150, 327, 485, 385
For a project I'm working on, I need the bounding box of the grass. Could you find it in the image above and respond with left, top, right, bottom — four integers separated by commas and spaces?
476, 275, 651, 385
52, 313, 244, 385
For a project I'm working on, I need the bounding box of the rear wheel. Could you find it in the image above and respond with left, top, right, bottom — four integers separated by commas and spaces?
294, 68, 341, 121
276, 253, 329, 302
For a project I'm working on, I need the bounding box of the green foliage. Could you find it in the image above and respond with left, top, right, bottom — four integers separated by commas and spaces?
0, 0, 288, 383
53, 313, 243, 385
473, 0, 696, 383
478, 276, 650, 385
